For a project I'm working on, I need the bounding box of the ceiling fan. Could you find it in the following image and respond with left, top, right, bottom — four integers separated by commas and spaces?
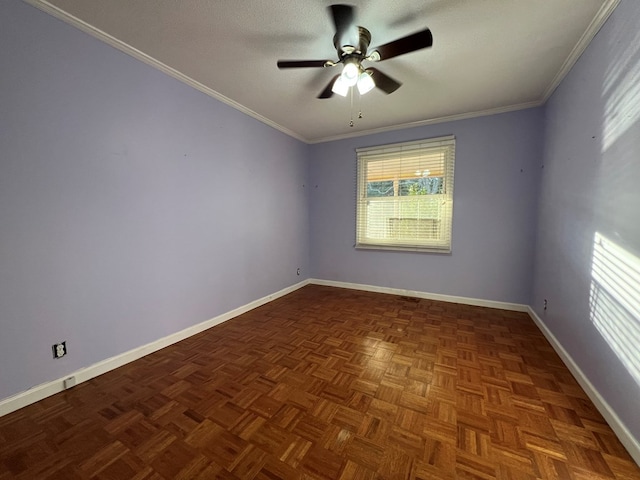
277, 4, 433, 99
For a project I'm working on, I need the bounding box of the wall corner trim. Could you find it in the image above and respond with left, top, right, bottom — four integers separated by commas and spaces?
527, 307, 640, 465
0, 279, 310, 417
541, 0, 620, 102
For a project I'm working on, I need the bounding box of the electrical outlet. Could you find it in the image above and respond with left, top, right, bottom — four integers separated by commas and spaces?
296, 268, 301, 276
544, 299, 548, 311
52, 342, 67, 359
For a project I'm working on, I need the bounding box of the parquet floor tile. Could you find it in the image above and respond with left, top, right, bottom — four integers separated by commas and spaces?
1, 285, 639, 479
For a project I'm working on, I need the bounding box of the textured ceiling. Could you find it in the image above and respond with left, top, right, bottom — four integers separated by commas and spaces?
26, 0, 618, 143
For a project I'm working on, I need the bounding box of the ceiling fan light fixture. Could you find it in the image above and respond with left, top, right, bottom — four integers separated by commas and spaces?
331, 75, 349, 96
278, 4, 434, 104
341, 60, 359, 86
357, 71, 375, 94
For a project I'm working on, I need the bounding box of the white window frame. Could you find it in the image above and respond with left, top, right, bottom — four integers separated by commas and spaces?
355, 135, 455, 253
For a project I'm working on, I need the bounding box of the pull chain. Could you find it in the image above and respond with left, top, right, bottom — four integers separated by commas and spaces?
348, 87, 364, 127
349, 88, 354, 127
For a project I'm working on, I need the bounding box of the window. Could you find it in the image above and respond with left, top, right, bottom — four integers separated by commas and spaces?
356, 135, 455, 252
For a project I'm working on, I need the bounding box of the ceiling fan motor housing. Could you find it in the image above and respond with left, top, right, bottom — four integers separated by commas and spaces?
334, 26, 371, 57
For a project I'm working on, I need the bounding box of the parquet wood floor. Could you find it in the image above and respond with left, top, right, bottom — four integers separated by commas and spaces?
1, 285, 639, 479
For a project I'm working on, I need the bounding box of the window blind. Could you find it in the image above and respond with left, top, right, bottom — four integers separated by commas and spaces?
355, 135, 455, 252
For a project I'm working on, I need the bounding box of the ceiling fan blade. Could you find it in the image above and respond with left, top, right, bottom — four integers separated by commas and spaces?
330, 4, 357, 47
317, 75, 340, 99
367, 68, 402, 94
373, 28, 433, 61
330, 5, 354, 37
277, 60, 330, 69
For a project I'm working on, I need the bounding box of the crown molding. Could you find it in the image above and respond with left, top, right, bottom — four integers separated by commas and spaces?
22, 0, 308, 143
308, 101, 543, 144
21, 0, 619, 146
542, 0, 620, 102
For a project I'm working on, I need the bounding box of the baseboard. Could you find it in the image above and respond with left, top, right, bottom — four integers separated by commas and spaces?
0, 279, 524, 417
309, 278, 529, 312
310, 279, 640, 463
3, 279, 638, 467
527, 306, 640, 465
0, 279, 310, 417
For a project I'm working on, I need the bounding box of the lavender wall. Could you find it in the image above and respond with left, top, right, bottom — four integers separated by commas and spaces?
532, 0, 640, 439
4, 0, 638, 454
0, 1, 309, 401
309, 109, 544, 304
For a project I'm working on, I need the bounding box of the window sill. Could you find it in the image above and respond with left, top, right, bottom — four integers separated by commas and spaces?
355, 243, 451, 254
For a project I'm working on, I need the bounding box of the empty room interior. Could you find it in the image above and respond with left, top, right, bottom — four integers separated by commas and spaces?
1, 0, 639, 478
